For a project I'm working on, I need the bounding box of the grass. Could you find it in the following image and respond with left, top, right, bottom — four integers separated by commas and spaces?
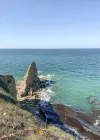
0, 91, 75, 140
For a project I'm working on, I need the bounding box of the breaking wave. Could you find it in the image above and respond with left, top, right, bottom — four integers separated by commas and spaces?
39, 74, 54, 80
40, 88, 54, 102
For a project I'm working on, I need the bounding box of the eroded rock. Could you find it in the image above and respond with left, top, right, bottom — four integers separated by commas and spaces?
0, 75, 17, 98
17, 62, 40, 97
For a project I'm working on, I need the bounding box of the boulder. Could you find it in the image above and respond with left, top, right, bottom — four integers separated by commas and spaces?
0, 74, 17, 98
17, 62, 40, 97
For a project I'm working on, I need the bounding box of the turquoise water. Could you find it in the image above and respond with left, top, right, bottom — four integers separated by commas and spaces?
0, 49, 100, 112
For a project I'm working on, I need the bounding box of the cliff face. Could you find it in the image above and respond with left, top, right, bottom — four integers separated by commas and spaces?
0, 62, 41, 99
0, 74, 17, 98
0, 62, 75, 140
17, 62, 40, 97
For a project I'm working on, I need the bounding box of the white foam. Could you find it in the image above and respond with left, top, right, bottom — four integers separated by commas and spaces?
93, 115, 100, 126
94, 120, 100, 126
65, 124, 85, 139
46, 74, 54, 78
39, 73, 55, 102
39, 75, 44, 78
40, 88, 54, 102
39, 74, 54, 80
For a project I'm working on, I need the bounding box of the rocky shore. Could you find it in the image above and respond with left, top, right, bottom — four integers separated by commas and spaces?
54, 104, 100, 140
0, 62, 75, 140
0, 62, 100, 140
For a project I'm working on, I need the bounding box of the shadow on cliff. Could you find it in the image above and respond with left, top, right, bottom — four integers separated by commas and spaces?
1, 92, 100, 140
20, 98, 82, 139
0, 92, 18, 105
20, 98, 100, 140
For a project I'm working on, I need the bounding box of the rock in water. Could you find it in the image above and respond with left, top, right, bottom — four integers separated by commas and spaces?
17, 62, 40, 97
87, 95, 97, 104
0, 75, 17, 98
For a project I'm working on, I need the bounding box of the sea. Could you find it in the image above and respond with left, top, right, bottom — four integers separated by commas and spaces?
0, 49, 100, 130
0, 49, 100, 110
0, 49, 100, 124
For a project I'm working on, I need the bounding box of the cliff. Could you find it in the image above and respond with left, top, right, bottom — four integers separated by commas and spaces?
0, 62, 75, 140
0, 74, 17, 98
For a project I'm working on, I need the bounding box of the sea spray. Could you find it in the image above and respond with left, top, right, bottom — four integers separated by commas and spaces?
39, 74, 55, 80
40, 88, 54, 102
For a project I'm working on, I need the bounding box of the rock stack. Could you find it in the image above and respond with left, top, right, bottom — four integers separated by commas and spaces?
17, 62, 40, 97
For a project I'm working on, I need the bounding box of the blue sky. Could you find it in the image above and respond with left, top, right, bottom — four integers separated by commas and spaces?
0, 0, 100, 48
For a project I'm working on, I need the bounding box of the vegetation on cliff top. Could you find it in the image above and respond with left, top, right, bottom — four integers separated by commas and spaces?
0, 92, 75, 140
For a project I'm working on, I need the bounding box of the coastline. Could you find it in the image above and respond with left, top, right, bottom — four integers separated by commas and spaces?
0, 61, 100, 139
37, 73, 100, 139
17, 73, 100, 139
54, 104, 100, 139
39, 73, 100, 138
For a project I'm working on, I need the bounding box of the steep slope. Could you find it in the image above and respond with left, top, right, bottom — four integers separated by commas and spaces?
0, 93, 75, 140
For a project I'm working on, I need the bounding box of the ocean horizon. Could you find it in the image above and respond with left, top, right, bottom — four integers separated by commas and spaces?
1, 0, 100, 138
